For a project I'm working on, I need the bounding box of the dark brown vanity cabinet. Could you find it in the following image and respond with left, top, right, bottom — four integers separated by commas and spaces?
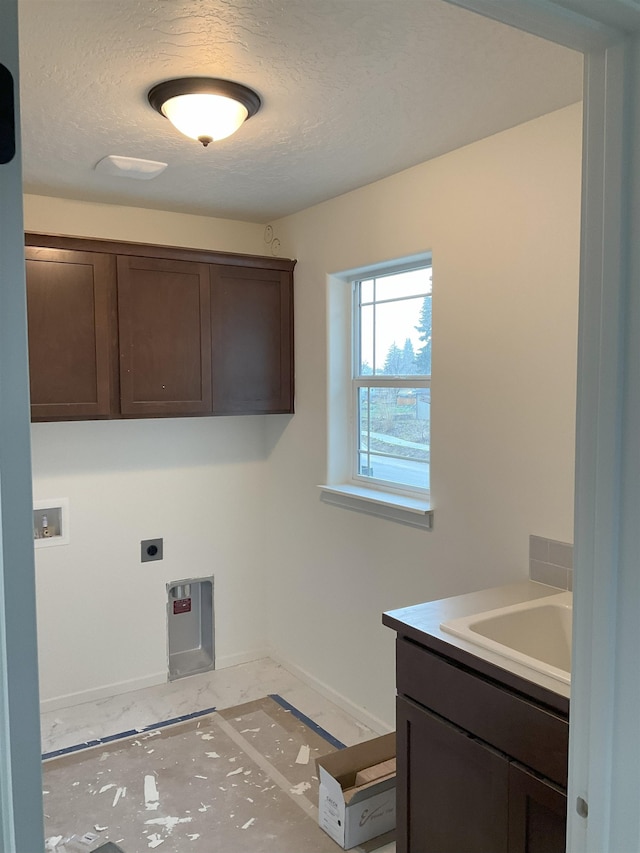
398, 696, 510, 852
25, 235, 295, 421
508, 763, 567, 853
393, 637, 568, 853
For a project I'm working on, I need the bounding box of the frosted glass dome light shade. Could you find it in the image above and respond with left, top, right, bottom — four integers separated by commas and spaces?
148, 78, 261, 147
162, 94, 248, 144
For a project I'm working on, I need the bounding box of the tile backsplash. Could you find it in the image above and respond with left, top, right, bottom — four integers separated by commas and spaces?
529, 535, 573, 590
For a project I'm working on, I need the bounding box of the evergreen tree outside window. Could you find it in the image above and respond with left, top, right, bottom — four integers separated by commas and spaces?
353, 262, 432, 494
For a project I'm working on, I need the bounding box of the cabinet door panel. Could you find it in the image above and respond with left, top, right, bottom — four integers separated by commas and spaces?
26, 248, 116, 420
508, 763, 566, 853
397, 696, 509, 853
118, 256, 212, 416
210, 265, 293, 414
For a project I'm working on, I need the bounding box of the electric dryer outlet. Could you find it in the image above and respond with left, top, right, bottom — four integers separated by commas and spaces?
141, 538, 163, 562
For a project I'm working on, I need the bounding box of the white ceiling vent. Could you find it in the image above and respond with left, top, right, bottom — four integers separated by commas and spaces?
95, 155, 168, 180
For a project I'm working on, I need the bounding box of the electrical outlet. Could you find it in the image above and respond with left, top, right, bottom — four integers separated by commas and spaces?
141, 538, 163, 562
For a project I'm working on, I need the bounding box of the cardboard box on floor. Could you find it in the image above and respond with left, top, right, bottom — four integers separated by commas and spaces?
316, 733, 396, 849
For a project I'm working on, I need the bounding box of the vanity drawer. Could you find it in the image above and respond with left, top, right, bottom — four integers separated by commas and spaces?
396, 637, 568, 787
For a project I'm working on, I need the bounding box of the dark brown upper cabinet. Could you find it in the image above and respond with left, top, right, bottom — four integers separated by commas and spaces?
211, 265, 293, 415
25, 246, 118, 421
117, 256, 212, 417
24, 234, 295, 422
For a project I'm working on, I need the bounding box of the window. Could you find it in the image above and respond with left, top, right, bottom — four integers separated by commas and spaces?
353, 263, 432, 496
321, 255, 433, 528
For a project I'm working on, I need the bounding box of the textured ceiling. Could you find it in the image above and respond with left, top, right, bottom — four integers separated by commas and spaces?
17, 0, 582, 223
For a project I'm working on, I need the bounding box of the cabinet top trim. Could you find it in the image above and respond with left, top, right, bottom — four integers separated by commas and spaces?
25, 232, 297, 272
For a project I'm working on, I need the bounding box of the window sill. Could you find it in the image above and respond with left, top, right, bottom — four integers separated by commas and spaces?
318, 484, 433, 530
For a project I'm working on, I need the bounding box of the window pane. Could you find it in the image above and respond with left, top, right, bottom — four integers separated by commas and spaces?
360, 278, 374, 305
373, 296, 425, 376
415, 293, 432, 376
375, 268, 432, 302
359, 303, 375, 374
357, 386, 430, 490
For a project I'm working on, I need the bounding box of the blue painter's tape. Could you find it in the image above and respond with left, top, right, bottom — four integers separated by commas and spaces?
269, 693, 346, 750
42, 705, 218, 761
42, 694, 346, 761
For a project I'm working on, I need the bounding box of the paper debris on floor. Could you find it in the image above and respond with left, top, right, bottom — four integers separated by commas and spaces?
143, 775, 159, 811
295, 744, 311, 764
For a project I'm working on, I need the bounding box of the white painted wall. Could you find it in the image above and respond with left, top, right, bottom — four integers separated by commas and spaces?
266, 103, 582, 729
32, 418, 271, 709
23, 194, 266, 255
24, 200, 272, 709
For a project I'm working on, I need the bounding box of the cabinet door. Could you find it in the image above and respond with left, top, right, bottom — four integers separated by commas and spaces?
397, 696, 509, 853
117, 256, 212, 416
210, 265, 293, 414
25, 247, 117, 420
508, 763, 567, 853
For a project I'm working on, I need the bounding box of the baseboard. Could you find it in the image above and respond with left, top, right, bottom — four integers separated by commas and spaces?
38, 650, 391, 734
269, 652, 393, 735
40, 671, 167, 714
215, 649, 266, 670
40, 648, 267, 714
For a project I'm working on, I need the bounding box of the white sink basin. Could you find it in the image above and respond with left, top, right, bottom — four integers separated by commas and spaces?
440, 591, 572, 685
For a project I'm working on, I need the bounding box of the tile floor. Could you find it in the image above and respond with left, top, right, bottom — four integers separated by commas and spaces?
40, 658, 396, 853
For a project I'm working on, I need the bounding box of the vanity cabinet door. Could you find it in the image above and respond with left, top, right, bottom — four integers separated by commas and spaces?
26, 247, 117, 420
210, 264, 294, 414
508, 763, 567, 853
117, 256, 212, 416
397, 696, 509, 853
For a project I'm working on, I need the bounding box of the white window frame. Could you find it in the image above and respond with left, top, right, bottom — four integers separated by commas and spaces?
351, 266, 431, 498
320, 254, 433, 529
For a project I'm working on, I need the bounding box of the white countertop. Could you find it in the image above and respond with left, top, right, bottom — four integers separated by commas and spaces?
383, 580, 570, 702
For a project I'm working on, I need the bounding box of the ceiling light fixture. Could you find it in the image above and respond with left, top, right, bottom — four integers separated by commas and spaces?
148, 77, 261, 147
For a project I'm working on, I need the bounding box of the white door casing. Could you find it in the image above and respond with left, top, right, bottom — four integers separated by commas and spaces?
0, 0, 45, 850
